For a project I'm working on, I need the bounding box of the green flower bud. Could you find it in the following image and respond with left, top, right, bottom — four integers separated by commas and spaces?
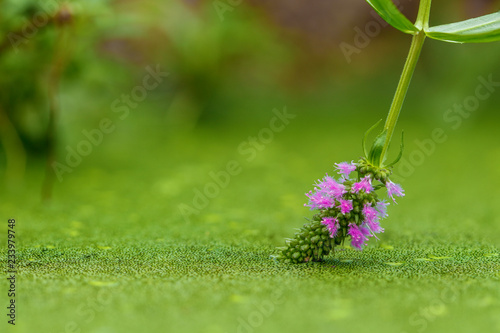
275, 219, 335, 263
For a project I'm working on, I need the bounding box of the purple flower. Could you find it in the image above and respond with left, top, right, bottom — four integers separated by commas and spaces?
386, 180, 405, 203
362, 204, 384, 235
317, 175, 345, 198
321, 217, 339, 238
335, 161, 356, 178
305, 191, 335, 210
348, 223, 370, 250
352, 176, 373, 193
339, 199, 353, 214
376, 201, 389, 218
362, 204, 378, 224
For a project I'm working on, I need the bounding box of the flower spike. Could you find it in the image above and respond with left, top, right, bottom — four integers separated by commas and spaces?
276, 157, 405, 263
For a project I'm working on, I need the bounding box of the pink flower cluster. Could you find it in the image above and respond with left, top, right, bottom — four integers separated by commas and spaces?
304, 161, 405, 250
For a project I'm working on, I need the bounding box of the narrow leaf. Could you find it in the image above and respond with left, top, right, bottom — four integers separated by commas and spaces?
365, 0, 418, 34
385, 131, 404, 167
426, 11, 500, 43
362, 119, 382, 158
368, 129, 388, 167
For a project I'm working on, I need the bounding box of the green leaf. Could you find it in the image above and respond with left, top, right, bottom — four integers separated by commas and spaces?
385, 131, 404, 167
426, 11, 500, 43
362, 119, 382, 158
368, 130, 388, 167
365, 0, 418, 34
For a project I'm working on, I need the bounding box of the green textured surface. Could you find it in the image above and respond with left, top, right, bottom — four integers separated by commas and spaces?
2, 115, 500, 333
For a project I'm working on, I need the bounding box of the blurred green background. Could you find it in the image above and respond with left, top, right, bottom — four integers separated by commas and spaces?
1, 1, 500, 333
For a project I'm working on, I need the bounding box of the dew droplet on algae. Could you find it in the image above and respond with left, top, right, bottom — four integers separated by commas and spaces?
428, 255, 452, 260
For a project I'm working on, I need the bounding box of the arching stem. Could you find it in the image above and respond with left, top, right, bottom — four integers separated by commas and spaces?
380, 0, 432, 163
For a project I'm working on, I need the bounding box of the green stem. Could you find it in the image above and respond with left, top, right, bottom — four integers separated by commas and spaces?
380, 0, 432, 163
0, 106, 26, 187
415, 0, 432, 30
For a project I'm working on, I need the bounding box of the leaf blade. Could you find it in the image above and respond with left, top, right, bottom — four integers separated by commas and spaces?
426, 11, 500, 43
365, 0, 418, 34
368, 129, 388, 167
385, 131, 404, 168
362, 119, 383, 158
